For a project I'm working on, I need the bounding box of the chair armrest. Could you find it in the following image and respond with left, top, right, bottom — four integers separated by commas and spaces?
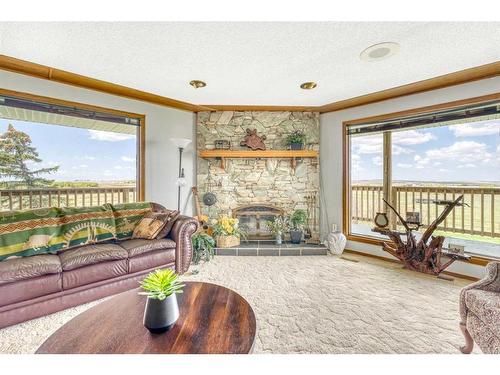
459, 261, 500, 322
169, 215, 199, 274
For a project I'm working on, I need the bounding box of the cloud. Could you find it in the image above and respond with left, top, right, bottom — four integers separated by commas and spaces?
392, 130, 436, 145
451, 120, 500, 137
351, 130, 433, 155
88, 130, 135, 142
121, 156, 135, 162
425, 141, 491, 164
372, 156, 383, 166
396, 163, 412, 168
458, 163, 477, 168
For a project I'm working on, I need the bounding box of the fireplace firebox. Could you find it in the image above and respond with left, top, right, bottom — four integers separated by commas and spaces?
233, 205, 284, 240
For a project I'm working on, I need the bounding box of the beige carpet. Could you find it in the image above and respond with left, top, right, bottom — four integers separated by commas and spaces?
0, 255, 479, 354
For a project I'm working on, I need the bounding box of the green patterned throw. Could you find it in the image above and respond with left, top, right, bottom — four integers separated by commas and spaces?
0, 202, 152, 261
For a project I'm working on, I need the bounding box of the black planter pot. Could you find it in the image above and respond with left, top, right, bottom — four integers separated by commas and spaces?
290, 230, 303, 244
143, 294, 180, 333
290, 142, 303, 150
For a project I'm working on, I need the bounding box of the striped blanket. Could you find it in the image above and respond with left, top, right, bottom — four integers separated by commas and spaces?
0, 202, 152, 262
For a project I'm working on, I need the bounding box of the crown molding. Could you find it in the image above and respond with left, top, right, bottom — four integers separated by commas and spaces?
316, 61, 500, 113
1, 54, 498, 114
0, 55, 213, 112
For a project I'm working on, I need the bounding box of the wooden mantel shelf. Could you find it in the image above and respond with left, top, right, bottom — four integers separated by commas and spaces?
198, 149, 318, 170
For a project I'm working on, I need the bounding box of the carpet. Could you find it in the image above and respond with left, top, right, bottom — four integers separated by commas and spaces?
0, 255, 478, 354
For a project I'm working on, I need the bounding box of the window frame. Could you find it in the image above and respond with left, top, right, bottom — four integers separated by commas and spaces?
342, 92, 500, 266
0, 87, 146, 201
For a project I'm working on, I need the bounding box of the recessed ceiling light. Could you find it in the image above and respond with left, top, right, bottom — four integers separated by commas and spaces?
189, 80, 206, 89
360, 42, 400, 62
300, 82, 317, 90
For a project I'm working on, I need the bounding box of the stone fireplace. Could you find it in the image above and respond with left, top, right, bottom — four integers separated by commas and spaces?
196, 111, 320, 238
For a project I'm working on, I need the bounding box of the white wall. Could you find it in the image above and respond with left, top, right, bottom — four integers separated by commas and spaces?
320, 76, 500, 279
0, 70, 195, 214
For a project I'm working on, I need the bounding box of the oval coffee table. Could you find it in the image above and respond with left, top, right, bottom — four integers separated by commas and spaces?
36, 282, 256, 354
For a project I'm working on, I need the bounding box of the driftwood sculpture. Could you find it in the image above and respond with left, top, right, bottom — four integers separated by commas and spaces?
240, 128, 266, 150
373, 195, 469, 276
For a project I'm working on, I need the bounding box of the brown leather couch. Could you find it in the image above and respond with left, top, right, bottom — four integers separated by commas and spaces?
0, 203, 199, 329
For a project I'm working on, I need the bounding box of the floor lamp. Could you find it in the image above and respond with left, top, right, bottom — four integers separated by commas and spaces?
170, 138, 192, 212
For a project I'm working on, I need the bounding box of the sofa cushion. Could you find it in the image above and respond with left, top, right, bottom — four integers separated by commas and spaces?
132, 212, 172, 240
0, 254, 62, 285
0, 274, 62, 307
59, 244, 128, 271
155, 209, 180, 239
128, 249, 175, 273
119, 238, 176, 258
465, 289, 500, 331
62, 259, 128, 290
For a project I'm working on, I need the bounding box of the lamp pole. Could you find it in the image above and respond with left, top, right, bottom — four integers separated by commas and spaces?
177, 147, 184, 211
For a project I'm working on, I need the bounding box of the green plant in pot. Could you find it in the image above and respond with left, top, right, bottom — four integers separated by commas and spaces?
139, 269, 184, 333
192, 232, 216, 264
266, 216, 290, 245
289, 209, 307, 244
286, 130, 306, 150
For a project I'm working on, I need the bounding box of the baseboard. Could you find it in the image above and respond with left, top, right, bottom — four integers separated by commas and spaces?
343, 249, 479, 282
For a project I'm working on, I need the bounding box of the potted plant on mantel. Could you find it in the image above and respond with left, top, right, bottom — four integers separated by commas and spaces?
212, 215, 245, 248
289, 209, 307, 244
139, 269, 184, 333
266, 216, 290, 245
286, 130, 306, 150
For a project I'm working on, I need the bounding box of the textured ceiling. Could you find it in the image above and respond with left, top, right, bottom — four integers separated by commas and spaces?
0, 22, 499, 106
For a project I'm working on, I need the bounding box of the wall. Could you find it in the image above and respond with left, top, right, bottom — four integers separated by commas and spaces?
196, 111, 320, 236
0, 70, 195, 214
320, 76, 500, 279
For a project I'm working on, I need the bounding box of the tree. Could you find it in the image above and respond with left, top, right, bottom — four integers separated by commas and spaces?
0, 124, 59, 188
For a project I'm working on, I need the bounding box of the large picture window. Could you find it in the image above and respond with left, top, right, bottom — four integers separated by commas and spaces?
345, 96, 500, 259
0, 90, 145, 211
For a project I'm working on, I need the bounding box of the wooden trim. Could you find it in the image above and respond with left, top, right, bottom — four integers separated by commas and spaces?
199, 105, 317, 112
318, 61, 500, 113
342, 93, 500, 267
0, 55, 212, 113
343, 249, 480, 281
199, 150, 318, 158
343, 92, 500, 126
0, 87, 147, 202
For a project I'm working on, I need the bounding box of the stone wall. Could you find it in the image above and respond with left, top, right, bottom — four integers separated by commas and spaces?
196, 111, 320, 236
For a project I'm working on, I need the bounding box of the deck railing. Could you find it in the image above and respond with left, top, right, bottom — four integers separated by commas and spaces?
351, 185, 500, 238
0, 187, 136, 211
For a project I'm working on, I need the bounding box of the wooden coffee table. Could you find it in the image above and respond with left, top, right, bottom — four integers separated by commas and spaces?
36, 282, 256, 354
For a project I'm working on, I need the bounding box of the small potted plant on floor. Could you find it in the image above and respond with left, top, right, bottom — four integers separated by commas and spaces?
192, 232, 216, 264
289, 209, 307, 244
266, 216, 290, 245
212, 215, 245, 248
286, 130, 306, 150
139, 269, 184, 333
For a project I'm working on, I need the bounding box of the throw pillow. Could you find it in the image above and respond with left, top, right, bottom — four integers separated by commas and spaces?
155, 210, 180, 239
132, 212, 171, 240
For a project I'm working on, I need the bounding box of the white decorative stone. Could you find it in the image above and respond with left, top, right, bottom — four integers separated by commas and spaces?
326, 231, 347, 256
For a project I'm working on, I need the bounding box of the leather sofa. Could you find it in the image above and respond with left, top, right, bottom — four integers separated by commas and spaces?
0, 203, 199, 329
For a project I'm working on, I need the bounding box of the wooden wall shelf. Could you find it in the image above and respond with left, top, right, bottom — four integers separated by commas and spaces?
198, 149, 318, 170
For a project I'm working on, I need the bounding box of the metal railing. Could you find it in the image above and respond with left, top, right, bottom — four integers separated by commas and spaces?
351, 185, 500, 238
0, 187, 136, 211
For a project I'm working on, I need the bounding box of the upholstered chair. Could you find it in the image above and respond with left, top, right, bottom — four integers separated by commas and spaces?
459, 261, 500, 354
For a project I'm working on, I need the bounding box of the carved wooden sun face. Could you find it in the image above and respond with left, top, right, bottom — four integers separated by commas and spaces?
374, 212, 389, 228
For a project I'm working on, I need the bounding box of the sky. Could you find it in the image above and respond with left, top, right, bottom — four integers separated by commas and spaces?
351, 119, 500, 183
0, 118, 137, 182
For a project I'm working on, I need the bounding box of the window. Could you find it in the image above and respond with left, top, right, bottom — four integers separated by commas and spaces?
345, 97, 500, 259
0, 90, 144, 211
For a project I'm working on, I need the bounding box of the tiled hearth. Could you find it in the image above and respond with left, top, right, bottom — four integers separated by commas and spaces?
215, 240, 328, 256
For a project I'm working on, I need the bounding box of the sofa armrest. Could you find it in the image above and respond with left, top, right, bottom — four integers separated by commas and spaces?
460, 261, 500, 322
169, 215, 199, 274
